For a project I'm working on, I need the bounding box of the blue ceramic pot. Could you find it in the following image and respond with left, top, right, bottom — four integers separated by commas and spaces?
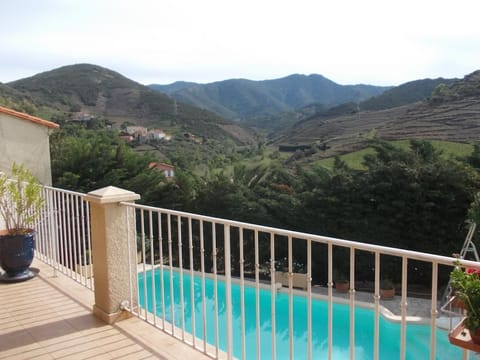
0, 231, 35, 279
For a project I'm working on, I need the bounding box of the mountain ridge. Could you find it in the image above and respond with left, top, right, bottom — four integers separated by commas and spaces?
2, 64, 257, 144
150, 74, 391, 121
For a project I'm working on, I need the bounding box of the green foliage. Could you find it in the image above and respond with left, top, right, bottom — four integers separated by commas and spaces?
317, 140, 473, 170
50, 126, 167, 205
450, 263, 480, 331
0, 163, 44, 234
51, 131, 480, 285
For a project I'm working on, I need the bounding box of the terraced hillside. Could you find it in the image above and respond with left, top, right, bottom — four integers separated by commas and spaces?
275, 71, 480, 158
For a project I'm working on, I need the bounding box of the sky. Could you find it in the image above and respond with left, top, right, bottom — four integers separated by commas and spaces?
1, 0, 479, 86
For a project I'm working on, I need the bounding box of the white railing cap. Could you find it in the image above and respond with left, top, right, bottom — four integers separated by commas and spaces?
85, 186, 140, 204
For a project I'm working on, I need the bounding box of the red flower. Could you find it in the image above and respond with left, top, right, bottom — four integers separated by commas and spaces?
467, 268, 480, 275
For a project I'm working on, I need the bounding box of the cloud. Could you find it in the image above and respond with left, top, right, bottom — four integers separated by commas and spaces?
0, 0, 479, 85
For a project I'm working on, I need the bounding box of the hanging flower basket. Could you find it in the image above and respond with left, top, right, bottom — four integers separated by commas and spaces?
449, 318, 480, 352
449, 262, 480, 350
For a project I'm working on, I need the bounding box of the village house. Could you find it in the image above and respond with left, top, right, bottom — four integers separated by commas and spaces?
148, 128, 166, 140
71, 111, 94, 122
125, 126, 148, 143
149, 162, 175, 179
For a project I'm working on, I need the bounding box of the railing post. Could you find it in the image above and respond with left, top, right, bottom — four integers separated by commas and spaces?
84, 186, 140, 324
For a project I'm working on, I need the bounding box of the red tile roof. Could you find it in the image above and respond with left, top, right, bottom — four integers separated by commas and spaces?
148, 162, 174, 170
0, 105, 59, 129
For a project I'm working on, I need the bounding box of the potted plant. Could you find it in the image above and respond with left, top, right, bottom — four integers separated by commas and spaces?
335, 278, 349, 293
450, 262, 480, 344
0, 163, 44, 282
380, 278, 395, 300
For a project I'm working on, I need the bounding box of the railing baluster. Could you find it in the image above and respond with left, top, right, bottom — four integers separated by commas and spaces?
400, 256, 408, 359
188, 217, 196, 348
430, 262, 438, 360
269, 232, 276, 360
200, 220, 207, 354
327, 243, 333, 360
288, 235, 294, 360
224, 224, 233, 360
349, 247, 356, 360
374, 251, 380, 360
239, 228, 246, 360
149, 210, 157, 327
212, 222, 219, 358
140, 209, 148, 321
66, 193, 73, 278
254, 229, 260, 360
60, 191, 67, 274
178, 215, 185, 340
85, 198, 92, 289
73, 194, 80, 282
307, 238, 312, 360
158, 212, 166, 330
167, 213, 175, 336
126, 206, 135, 315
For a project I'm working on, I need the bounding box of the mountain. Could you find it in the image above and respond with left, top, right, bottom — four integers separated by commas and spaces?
359, 77, 456, 111
149, 74, 390, 121
274, 70, 480, 159
4, 64, 256, 144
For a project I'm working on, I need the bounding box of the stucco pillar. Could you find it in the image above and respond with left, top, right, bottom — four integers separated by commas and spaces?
84, 186, 140, 324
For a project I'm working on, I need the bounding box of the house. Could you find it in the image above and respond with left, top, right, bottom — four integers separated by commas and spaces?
71, 111, 94, 122
148, 128, 166, 141
118, 132, 134, 143
149, 162, 175, 179
125, 126, 148, 136
0, 105, 59, 185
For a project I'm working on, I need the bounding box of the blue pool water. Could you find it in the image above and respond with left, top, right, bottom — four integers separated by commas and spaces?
138, 269, 467, 359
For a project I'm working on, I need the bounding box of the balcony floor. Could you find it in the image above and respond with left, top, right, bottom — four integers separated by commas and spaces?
0, 259, 211, 360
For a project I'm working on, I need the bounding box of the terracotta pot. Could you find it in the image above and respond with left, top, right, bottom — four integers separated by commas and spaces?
451, 295, 466, 309
335, 280, 349, 293
469, 328, 480, 344
380, 287, 395, 300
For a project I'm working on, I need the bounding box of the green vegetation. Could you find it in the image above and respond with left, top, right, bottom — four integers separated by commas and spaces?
316, 140, 474, 170
0, 163, 44, 235
50, 125, 480, 286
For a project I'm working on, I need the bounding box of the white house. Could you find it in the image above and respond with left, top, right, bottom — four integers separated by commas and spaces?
148, 162, 175, 179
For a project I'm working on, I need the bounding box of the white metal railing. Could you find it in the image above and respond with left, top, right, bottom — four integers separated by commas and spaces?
121, 201, 477, 360
35, 185, 93, 290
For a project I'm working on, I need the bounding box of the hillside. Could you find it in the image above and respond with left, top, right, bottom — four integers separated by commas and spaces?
150, 74, 389, 121
4, 64, 257, 144
359, 77, 456, 111
274, 70, 480, 159
242, 78, 456, 133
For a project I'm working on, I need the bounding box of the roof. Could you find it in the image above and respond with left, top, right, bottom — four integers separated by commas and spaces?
149, 162, 174, 170
0, 105, 59, 129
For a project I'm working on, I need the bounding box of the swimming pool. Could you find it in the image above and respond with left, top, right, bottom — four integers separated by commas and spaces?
138, 269, 466, 359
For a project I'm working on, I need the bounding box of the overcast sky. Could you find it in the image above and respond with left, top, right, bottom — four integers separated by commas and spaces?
1, 0, 479, 86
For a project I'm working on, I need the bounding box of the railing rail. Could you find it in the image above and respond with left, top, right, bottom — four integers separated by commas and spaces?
121, 201, 475, 360
34, 185, 93, 290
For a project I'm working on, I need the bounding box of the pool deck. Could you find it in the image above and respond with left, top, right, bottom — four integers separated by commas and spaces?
0, 259, 212, 360
310, 284, 435, 320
